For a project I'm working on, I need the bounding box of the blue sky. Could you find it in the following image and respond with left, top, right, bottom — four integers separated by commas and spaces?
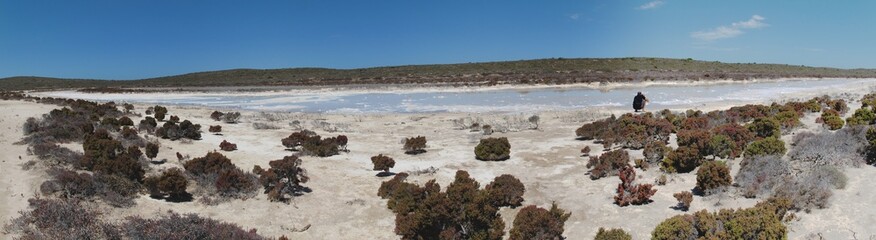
1, 1, 874, 80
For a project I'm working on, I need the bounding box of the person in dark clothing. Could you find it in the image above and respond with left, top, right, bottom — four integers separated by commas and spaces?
633, 92, 649, 112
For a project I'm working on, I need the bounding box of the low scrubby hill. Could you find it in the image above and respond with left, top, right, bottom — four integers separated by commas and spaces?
3, 58, 876, 90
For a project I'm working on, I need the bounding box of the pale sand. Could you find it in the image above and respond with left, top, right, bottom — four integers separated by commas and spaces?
1, 94, 875, 239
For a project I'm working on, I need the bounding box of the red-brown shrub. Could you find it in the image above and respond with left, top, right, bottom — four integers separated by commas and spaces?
509, 203, 571, 240
371, 154, 396, 172
615, 166, 656, 206
219, 140, 237, 151
485, 174, 525, 208
255, 156, 309, 202
586, 149, 630, 180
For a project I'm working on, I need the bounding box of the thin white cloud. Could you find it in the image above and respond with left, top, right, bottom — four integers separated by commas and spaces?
569, 13, 580, 20
638, 1, 664, 10
691, 15, 767, 41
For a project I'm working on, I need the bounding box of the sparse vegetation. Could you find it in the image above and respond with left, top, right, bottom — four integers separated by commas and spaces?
576, 113, 673, 149
651, 198, 789, 239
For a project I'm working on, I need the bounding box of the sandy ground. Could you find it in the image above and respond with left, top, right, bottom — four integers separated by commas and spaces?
2, 90, 876, 239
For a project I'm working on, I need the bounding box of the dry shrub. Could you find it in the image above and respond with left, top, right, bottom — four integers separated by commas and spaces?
210, 111, 224, 121
4, 198, 122, 239
775, 166, 846, 212
789, 127, 867, 168
614, 166, 656, 206
474, 137, 511, 161
281, 130, 341, 157
735, 155, 790, 198
208, 125, 222, 133
121, 211, 267, 240
586, 149, 630, 180
183, 151, 258, 202
222, 112, 241, 123
28, 143, 82, 167
252, 122, 280, 130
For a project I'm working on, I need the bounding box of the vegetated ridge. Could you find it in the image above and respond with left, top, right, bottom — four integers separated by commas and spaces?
3, 57, 876, 90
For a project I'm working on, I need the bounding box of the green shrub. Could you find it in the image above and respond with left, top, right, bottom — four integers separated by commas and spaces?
845, 107, 874, 126
475, 137, 511, 161
747, 117, 781, 138
744, 137, 786, 157
651, 198, 787, 240
707, 134, 736, 159
695, 161, 732, 195
594, 227, 632, 240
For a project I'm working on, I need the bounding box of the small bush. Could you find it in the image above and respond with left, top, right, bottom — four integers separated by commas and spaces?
156, 120, 202, 140
474, 137, 511, 161
209, 125, 222, 133
576, 113, 674, 149
281, 130, 318, 150
744, 137, 786, 157
219, 140, 237, 151
138, 116, 157, 133
184, 151, 236, 176
336, 135, 348, 151
586, 149, 630, 180
222, 112, 241, 123
661, 146, 702, 173
118, 116, 134, 126
581, 146, 591, 156
255, 156, 309, 202
145, 142, 159, 159
707, 134, 736, 159
695, 161, 732, 195
509, 203, 571, 240
28, 143, 82, 167
673, 191, 693, 211
403, 136, 427, 154
4, 198, 122, 239
210, 111, 224, 121
215, 168, 259, 199
594, 227, 632, 240
676, 129, 712, 156
371, 154, 396, 173
818, 109, 842, 127
614, 166, 656, 206
168, 115, 180, 123
144, 168, 188, 200
484, 174, 525, 208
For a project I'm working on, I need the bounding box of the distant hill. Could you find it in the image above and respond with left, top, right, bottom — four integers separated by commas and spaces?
3, 58, 876, 91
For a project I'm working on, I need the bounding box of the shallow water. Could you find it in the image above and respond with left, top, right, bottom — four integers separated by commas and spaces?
41, 79, 876, 113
